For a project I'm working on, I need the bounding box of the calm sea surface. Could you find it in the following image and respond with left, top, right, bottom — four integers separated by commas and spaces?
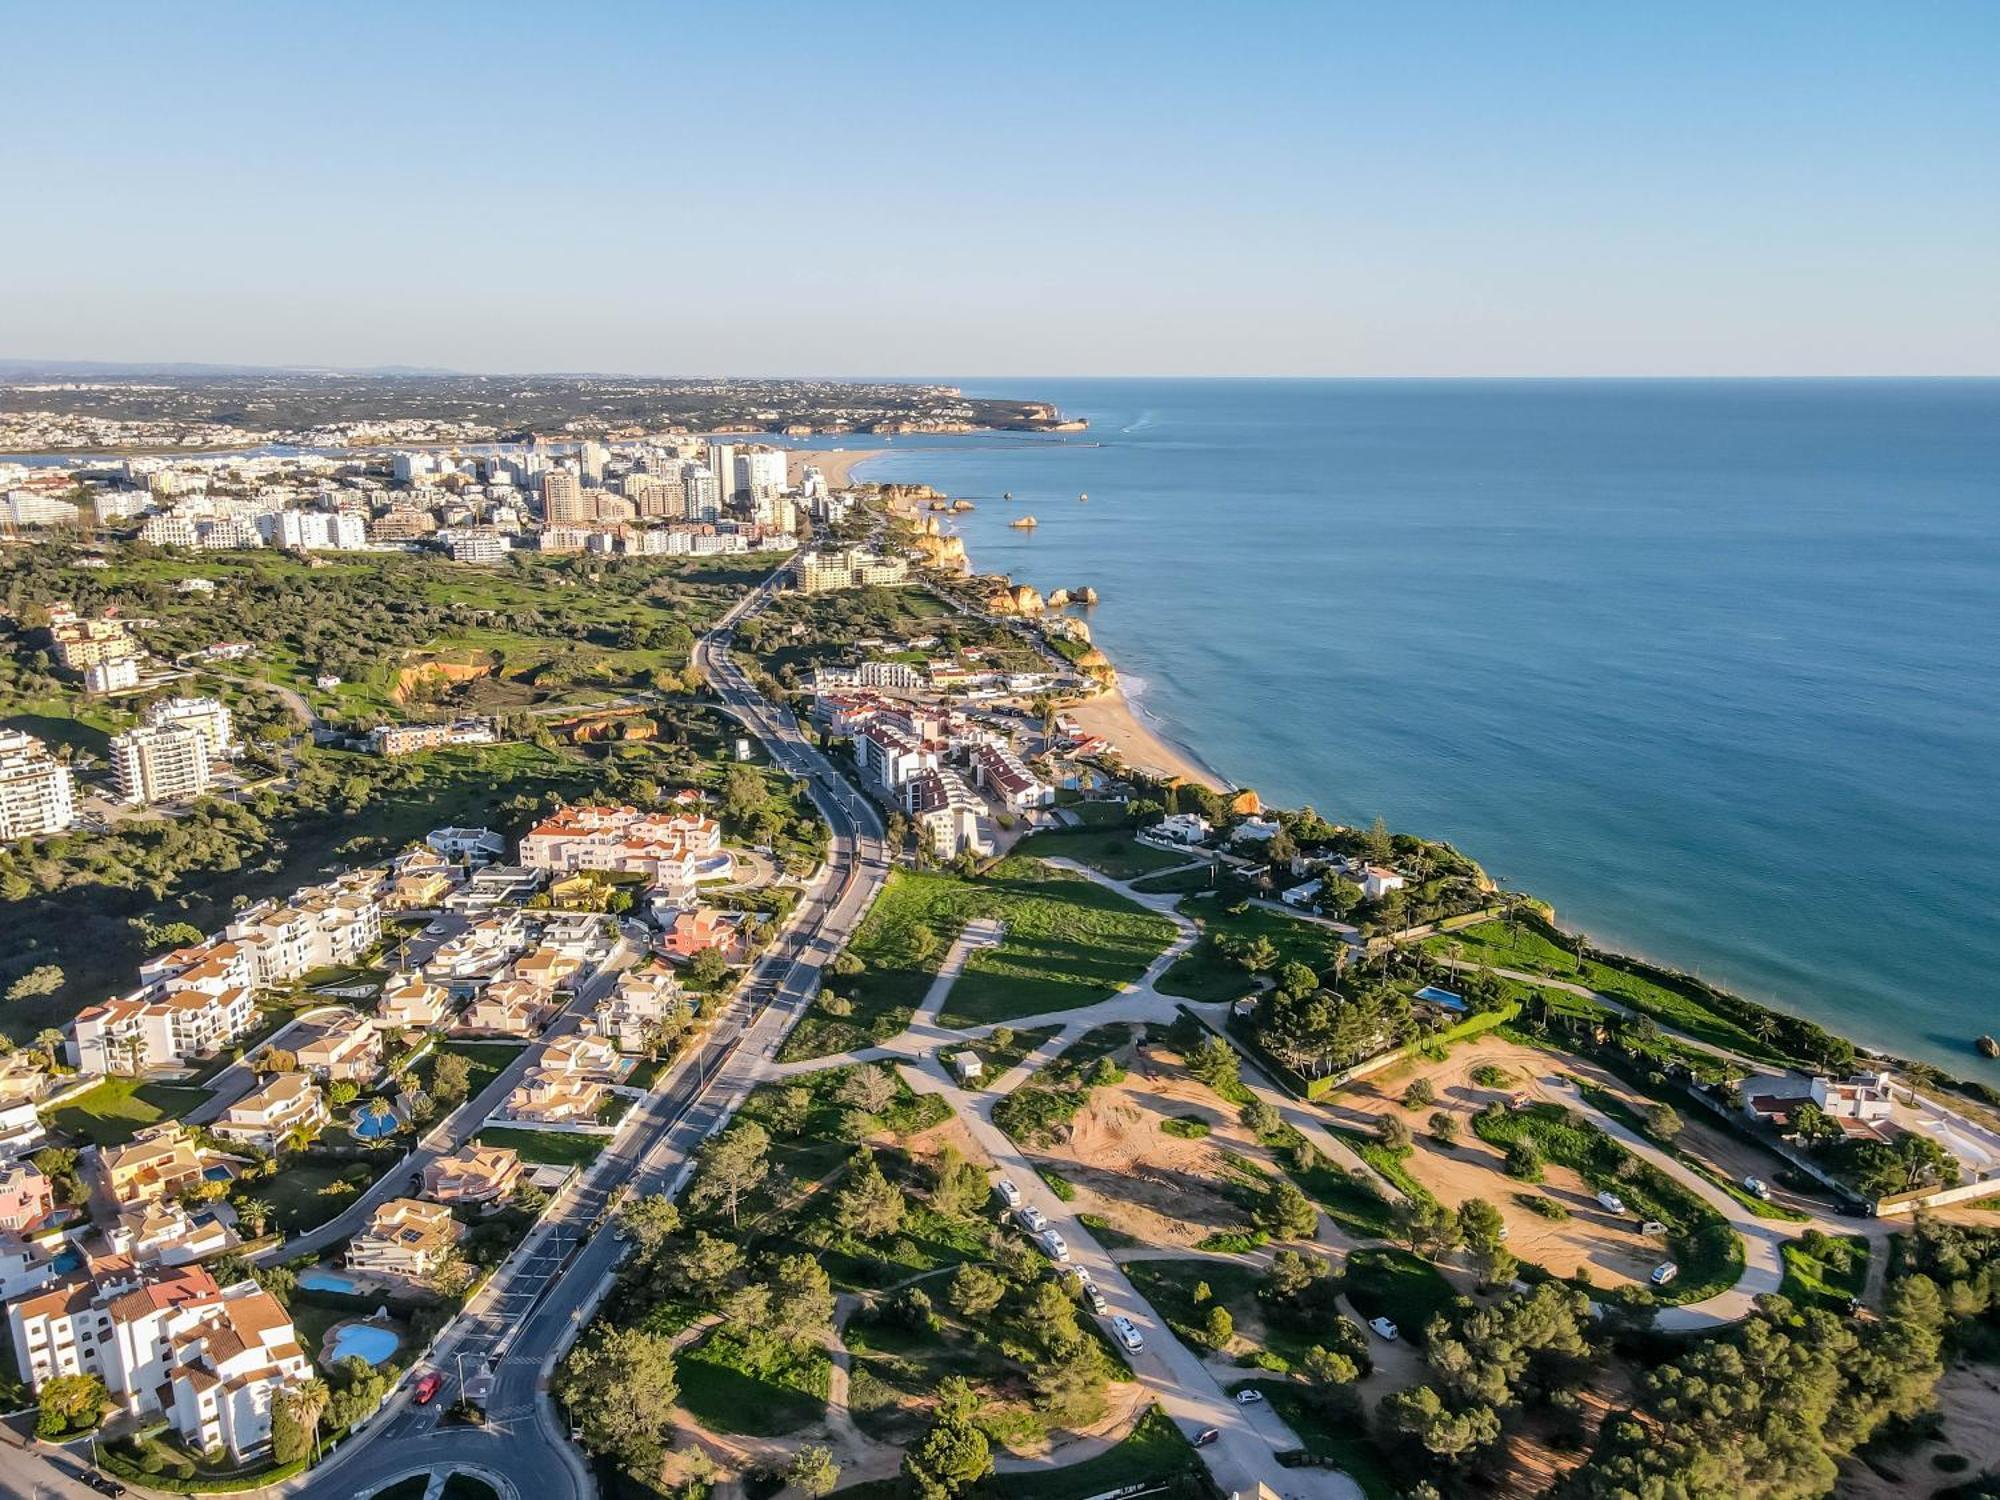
843, 379, 2000, 1079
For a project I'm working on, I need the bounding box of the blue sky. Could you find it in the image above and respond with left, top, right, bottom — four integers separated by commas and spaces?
3, 1, 1995, 375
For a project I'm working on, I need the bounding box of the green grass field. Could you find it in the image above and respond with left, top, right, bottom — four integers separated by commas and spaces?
1779, 1232, 1870, 1311
43, 1076, 213, 1146
1157, 899, 1349, 1002
1011, 828, 1190, 880
676, 1325, 831, 1436
475, 1126, 607, 1166
779, 860, 1175, 1059
979, 1405, 1202, 1500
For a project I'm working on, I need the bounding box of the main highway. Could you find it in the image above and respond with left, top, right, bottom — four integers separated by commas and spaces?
1, 566, 889, 1500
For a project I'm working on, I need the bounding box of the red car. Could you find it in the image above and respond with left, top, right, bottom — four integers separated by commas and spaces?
413, 1372, 445, 1405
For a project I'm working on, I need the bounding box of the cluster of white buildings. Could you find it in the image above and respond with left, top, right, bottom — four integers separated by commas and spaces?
69, 869, 383, 1074
518, 800, 730, 890
817, 693, 1053, 859
109, 695, 237, 805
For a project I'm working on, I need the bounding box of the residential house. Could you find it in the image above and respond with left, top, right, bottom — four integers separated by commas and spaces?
456, 979, 556, 1038
539, 1033, 619, 1078
503, 1071, 606, 1125
593, 967, 684, 1053
347, 1198, 459, 1279
0, 1163, 52, 1231
511, 946, 583, 991
656, 907, 747, 965
101, 1126, 209, 1209
969, 743, 1053, 810
378, 973, 450, 1031
420, 1142, 522, 1206
0, 1052, 47, 1107
212, 1073, 328, 1152
291, 1010, 381, 1085
0, 1101, 47, 1163
907, 767, 988, 860
107, 1200, 235, 1266
1151, 813, 1211, 845
71, 982, 258, 1075
441, 864, 546, 913
426, 826, 505, 864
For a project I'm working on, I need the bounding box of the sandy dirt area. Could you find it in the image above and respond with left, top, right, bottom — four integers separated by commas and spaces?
1062, 690, 1227, 790
1838, 1361, 2000, 1498
786, 446, 885, 489
1327, 1038, 1675, 1291
1026, 1036, 1308, 1249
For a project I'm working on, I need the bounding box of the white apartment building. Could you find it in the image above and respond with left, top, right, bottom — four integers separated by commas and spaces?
139, 513, 199, 548
143, 695, 236, 760
224, 880, 383, 987
0, 730, 76, 840
111, 722, 211, 804
84, 657, 141, 694
0, 491, 81, 528
259, 509, 366, 551
8, 1265, 311, 1462
442, 527, 510, 563
791, 548, 911, 594
69, 985, 258, 1074
518, 804, 726, 882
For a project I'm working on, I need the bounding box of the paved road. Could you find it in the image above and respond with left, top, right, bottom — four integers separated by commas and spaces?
249, 568, 893, 1500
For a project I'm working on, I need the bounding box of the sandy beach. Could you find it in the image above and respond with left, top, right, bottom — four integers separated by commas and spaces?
786, 446, 886, 490
1064, 687, 1227, 791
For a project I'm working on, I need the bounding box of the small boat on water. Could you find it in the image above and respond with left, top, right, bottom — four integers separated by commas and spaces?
1078, 491, 1088, 502
1002, 490, 1013, 500
1010, 515, 1039, 529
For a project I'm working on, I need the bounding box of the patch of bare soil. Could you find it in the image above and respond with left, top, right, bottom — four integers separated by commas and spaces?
1838, 1361, 2000, 1499
1029, 1046, 1278, 1248
1331, 1038, 1672, 1290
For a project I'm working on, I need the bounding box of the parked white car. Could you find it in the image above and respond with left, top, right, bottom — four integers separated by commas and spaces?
1017, 1205, 1048, 1233
1369, 1316, 1400, 1341
1039, 1229, 1071, 1262
1743, 1176, 1771, 1200
1640, 1219, 1668, 1237
1596, 1191, 1627, 1214
1651, 1261, 1680, 1288
1085, 1284, 1109, 1314
1234, 1388, 1265, 1404
996, 1178, 1023, 1208
1112, 1315, 1145, 1352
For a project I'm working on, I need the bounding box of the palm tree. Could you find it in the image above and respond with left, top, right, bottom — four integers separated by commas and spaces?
282, 1378, 331, 1461
34, 1029, 65, 1069
235, 1198, 272, 1238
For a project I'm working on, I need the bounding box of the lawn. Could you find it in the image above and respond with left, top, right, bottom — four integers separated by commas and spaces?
1157, 899, 1349, 1003
780, 861, 1175, 1059
1130, 864, 1226, 896
43, 1076, 214, 1146
475, 1126, 607, 1167
1341, 1248, 1459, 1345
1011, 828, 1189, 881
1780, 1231, 1870, 1311
416, 1040, 523, 1100
676, 1325, 831, 1436
1428, 917, 1785, 1064
258, 1159, 380, 1237
978, 1404, 1202, 1500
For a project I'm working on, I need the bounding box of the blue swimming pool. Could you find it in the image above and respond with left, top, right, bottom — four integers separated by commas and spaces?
51, 1247, 82, 1275
1415, 985, 1467, 1012
298, 1268, 359, 1294
325, 1323, 399, 1367
350, 1106, 399, 1140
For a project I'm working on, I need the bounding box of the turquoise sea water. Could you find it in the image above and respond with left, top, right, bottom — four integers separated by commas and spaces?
843, 379, 2000, 1080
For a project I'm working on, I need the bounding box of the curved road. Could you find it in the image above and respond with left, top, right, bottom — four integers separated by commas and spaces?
0, 568, 889, 1500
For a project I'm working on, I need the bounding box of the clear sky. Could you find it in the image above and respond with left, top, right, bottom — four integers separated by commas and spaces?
4, 1, 1996, 376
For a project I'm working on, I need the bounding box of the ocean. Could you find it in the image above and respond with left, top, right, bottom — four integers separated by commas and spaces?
842, 378, 2000, 1080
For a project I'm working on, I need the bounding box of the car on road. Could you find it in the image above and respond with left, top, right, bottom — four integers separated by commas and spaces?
1234, 1388, 1265, 1405
996, 1178, 1023, 1208
1651, 1261, 1680, 1288
1038, 1228, 1070, 1262
1743, 1175, 1771, 1200
1017, 1205, 1048, 1233
1640, 1219, 1668, 1236
1596, 1190, 1627, 1214
413, 1371, 445, 1405
1112, 1315, 1145, 1352
1194, 1428, 1221, 1447
1084, 1284, 1109, 1314
86, 1476, 127, 1497
1368, 1316, 1400, 1341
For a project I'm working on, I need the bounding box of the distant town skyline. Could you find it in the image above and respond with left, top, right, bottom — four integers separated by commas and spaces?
6, 1, 1997, 377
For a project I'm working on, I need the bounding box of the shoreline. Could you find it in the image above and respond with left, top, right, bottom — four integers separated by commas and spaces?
857, 459, 1225, 792
785, 447, 887, 491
